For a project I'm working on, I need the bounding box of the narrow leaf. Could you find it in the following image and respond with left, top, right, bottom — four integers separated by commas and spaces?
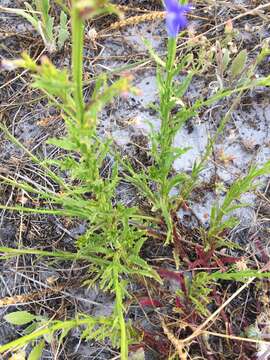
143, 38, 165, 67
230, 50, 247, 79
28, 340, 45, 360
58, 11, 69, 49
4, 311, 36, 326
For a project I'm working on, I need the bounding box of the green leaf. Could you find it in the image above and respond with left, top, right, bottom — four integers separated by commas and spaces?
47, 137, 76, 151
35, 0, 50, 32
4, 311, 36, 326
210, 270, 270, 281
256, 75, 270, 87
167, 173, 188, 190
46, 16, 55, 43
59, 326, 73, 343
24, 322, 38, 335
222, 48, 230, 70
230, 50, 247, 79
143, 38, 165, 67
35, 0, 50, 17
42, 0, 50, 17
43, 331, 53, 344
28, 340, 45, 360
174, 71, 194, 98
173, 53, 194, 76
256, 43, 270, 65
58, 11, 69, 49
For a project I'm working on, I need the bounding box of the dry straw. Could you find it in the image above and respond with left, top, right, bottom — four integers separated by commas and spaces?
100, 11, 165, 34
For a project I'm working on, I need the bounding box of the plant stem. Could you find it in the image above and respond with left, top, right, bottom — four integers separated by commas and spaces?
114, 258, 128, 360
166, 37, 177, 76
159, 37, 177, 176
0, 319, 90, 353
0, 246, 111, 265
71, 0, 85, 125
159, 38, 176, 196
0, 246, 81, 260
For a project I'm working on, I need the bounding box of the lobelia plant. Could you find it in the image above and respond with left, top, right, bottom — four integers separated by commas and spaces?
123, 0, 270, 247
1, 0, 270, 359
123, 0, 194, 244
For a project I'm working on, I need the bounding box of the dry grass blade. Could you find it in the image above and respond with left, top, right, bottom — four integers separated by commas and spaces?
0, 286, 65, 308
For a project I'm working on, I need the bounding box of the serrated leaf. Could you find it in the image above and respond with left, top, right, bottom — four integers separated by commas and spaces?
143, 38, 165, 67
28, 340, 45, 360
58, 11, 69, 50
174, 71, 194, 98
173, 53, 194, 76
46, 16, 54, 42
4, 311, 36, 326
230, 50, 247, 79
47, 137, 76, 151
167, 173, 187, 190
222, 48, 230, 70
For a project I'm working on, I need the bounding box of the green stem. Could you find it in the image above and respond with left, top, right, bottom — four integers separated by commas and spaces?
0, 205, 68, 216
0, 246, 110, 266
159, 37, 177, 192
113, 258, 128, 360
71, 0, 85, 125
0, 246, 81, 260
0, 319, 90, 353
160, 38, 177, 157
166, 37, 177, 75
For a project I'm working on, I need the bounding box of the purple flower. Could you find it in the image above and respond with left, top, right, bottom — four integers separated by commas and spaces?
164, 0, 192, 38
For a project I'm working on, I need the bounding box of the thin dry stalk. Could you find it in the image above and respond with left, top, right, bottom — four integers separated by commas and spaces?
100, 11, 165, 34
0, 285, 65, 307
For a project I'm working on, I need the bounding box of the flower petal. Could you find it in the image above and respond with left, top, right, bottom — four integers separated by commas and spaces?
164, 2, 192, 37
166, 12, 188, 37
176, 13, 188, 30
163, 0, 181, 12
166, 13, 178, 38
